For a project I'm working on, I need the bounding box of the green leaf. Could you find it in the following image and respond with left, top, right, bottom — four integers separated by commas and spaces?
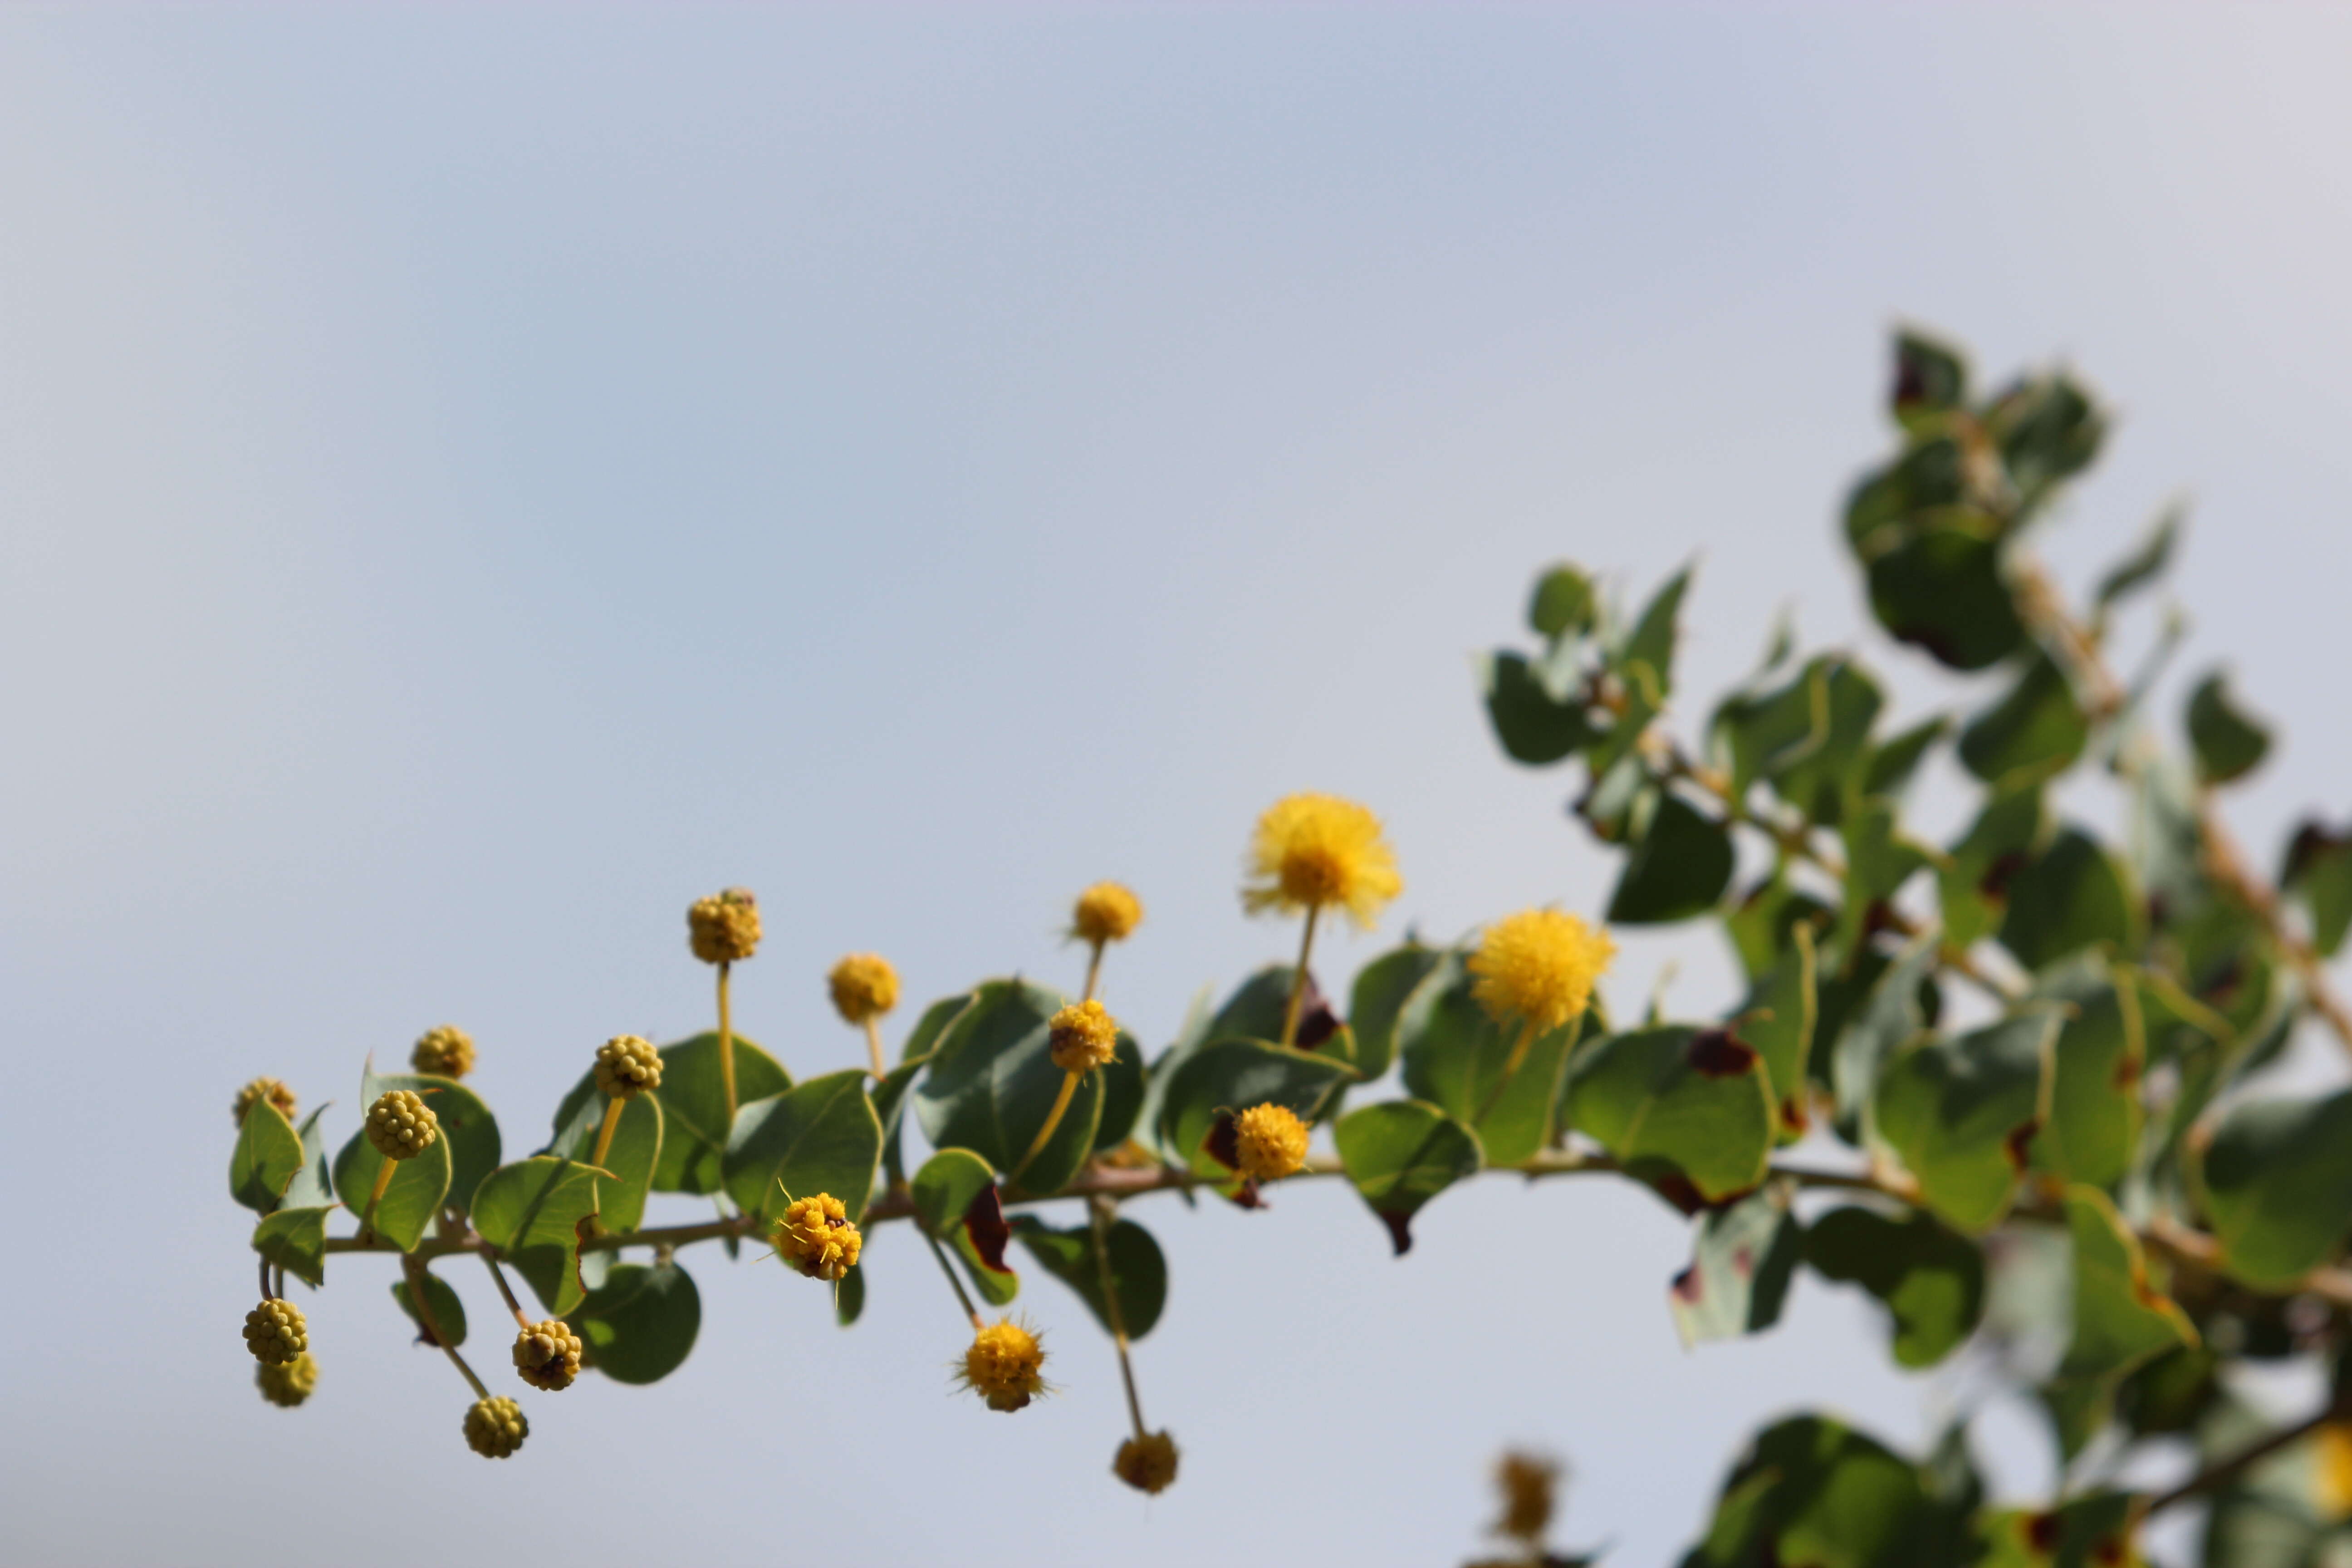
391, 1271, 468, 1347
1617, 566, 1690, 703
649, 1031, 791, 1194
1568, 1025, 1774, 1203
1805, 1206, 1983, 1368
2283, 822, 2352, 958
470, 1156, 605, 1316
252, 1205, 334, 1289
1988, 371, 2104, 507
1010, 1215, 1167, 1340
1862, 716, 1949, 803
2094, 509, 2180, 610
1735, 925, 1816, 1140
1091, 1029, 1147, 1153
1681, 1415, 1952, 1568
1845, 436, 1968, 549
2061, 1186, 2196, 1383
1891, 330, 1969, 426
723, 1068, 883, 1226
2030, 960, 2145, 1190
572, 1261, 701, 1384
1835, 800, 1931, 957
362, 1067, 503, 1218
1157, 1038, 1352, 1184
835, 1263, 866, 1326
1190, 963, 1353, 1068
2192, 1089, 2352, 1288
1974, 1493, 2141, 1568
914, 979, 1102, 1196
1722, 876, 1833, 982
875, 1004, 956, 1183
547, 1078, 664, 1233
1873, 1013, 2055, 1234
1999, 828, 2138, 973
1396, 947, 1579, 1167
1960, 654, 2087, 786
1332, 1098, 1482, 1255
282, 1105, 333, 1210
1669, 1179, 1801, 1347
911, 1147, 997, 1236
1865, 521, 2028, 673
1607, 791, 1734, 925
332, 1128, 452, 1253
1939, 784, 2044, 951
1481, 650, 1597, 765
1348, 942, 1443, 1084
1829, 932, 1938, 1128
1529, 563, 1597, 641
230, 1099, 305, 1215
950, 1222, 1020, 1306
2186, 670, 2272, 786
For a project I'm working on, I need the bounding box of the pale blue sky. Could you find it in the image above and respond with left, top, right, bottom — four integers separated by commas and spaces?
6, 5, 2352, 1565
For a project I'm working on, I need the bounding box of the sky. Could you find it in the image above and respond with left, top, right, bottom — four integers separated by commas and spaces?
6, 5, 2352, 1565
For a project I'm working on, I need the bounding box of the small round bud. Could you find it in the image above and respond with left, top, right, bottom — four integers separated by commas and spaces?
593, 1034, 663, 1099
1113, 1429, 1181, 1494
463, 1395, 528, 1459
410, 1024, 476, 1079
688, 887, 762, 964
956, 1317, 1048, 1413
364, 1089, 440, 1161
773, 1193, 862, 1281
1233, 1102, 1310, 1182
1048, 999, 1120, 1073
255, 1350, 318, 1408
827, 953, 900, 1026
1071, 882, 1144, 946
512, 1319, 583, 1392
233, 1077, 297, 1126
244, 1298, 309, 1365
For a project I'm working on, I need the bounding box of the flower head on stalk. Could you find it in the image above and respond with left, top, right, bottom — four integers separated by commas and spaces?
1241, 793, 1402, 929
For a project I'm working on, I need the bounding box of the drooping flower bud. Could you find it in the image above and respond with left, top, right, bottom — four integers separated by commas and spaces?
464, 1396, 528, 1458
1113, 1429, 1181, 1494
244, 1298, 309, 1365
255, 1351, 318, 1407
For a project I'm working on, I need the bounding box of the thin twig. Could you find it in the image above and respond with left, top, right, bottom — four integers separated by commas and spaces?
2144, 1404, 2339, 1516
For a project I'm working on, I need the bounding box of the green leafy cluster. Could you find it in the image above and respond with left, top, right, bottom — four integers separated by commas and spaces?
224, 329, 2352, 1564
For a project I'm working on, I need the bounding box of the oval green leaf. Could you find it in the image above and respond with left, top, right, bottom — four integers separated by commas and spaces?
722, 1068, 883, 1226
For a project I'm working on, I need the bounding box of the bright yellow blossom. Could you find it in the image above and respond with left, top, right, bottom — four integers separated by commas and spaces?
1232, 1102, 1310, 1182
958, 1318, 1048, 1412
828, 952, 900, 1025
774, 1193, 863, 1281
1241, 792, 1402, 929
1468, 908, 1614, 1034
1048, 998, 1122, 1073
1071, 882, 1145, 946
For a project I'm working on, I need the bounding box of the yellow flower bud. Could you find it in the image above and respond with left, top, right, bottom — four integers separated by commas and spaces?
410, 1024, 476, 1079
773, 1192, 862, 1281
688, 887, 762, 965
243, 1298, 309, 1365
1242, 792, 1403, 928
463, 1396, 528, 1459
593, 1034, 663, 1099
957, 1317, 1048, 1413
512, 1319, 583, 1392
1070, 882, 1144, 946
1233, 1102, 1310, 1182
1048, 999, 1121, 1073
233, 1077, 297, 1126
1468, 908, 1615, 1034
1113, 1429, 1181, 1494
828, 952, 900, 1025
363, 1090, 440, 1161
255, 1351, 318, 1408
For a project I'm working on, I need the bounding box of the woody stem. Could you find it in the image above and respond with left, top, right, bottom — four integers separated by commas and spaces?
1475, 1018, 1543, 1124
259, 1254, 273, 1300
1091, 1196, 1147, 1441
717, 961, 738, 1130
1279, 903, 1323, 1049
480, 1250, 532, 1329
921, 1225, 984, 1329
404, 1254, 489, 1400
589, 1095, 626, 1169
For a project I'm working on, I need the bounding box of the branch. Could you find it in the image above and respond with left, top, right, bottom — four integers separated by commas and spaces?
2143, 1402, 2340, 1517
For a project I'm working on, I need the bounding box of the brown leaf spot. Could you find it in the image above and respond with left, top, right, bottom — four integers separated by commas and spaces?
2112, 1053, 2143, 1090
1778, 1096, 1811, 1137
1379, 1210, 1415, 1256
1202, 1109, 1241, 1173
1670, 1264, 1702, 1305
1687, 1029, 1758, 1079
1293, 971, 1343, 1050
961, 1183, 1012, 1274
1230, 1177, 1266, 1211
2091, 1535, 2126, 1567
2003, 1118, 2042, 1171
1650, 1173, 1707, 1217
1980, 850, 2030, 902
2024, 1511, 2063, 1553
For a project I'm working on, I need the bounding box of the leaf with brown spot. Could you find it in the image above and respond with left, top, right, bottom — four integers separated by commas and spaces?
961, 1182, 1012, 1275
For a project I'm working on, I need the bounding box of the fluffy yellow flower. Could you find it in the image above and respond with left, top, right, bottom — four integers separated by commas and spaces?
1070, 882, 1144, 946
233, 1077, 297, 1126
958, 1318, 1048, 1412
688, 887, 762, 964
828, 952, 900, 1025
774, 1192, 863, 1281
410, 1025, 476, 1079
1468, 908, 1615, 1034
1233, 1102, 1310, 1182
1242, 792, 1402, 928
1114, 1430, 1181, 1494
1048, 998, 1122, 1073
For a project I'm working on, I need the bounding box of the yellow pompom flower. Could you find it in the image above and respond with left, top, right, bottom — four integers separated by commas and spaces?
688, 887, 762, 964
1233, 1102, 1310, 1182
773, 1193, 863, 1281
957, 1318, 1048, 1413
1468, 908, 1615, 1034
1242, 792, 1402, 928
1070, 882, 1144, 946
233, 1077, 298, 1126
828, 953, 900, 1025
410, 1024, 476, 1079
1048, 999, 1121, 1073
2316, 1422, 2352, 1520
1113, 1429, 1181, 1494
